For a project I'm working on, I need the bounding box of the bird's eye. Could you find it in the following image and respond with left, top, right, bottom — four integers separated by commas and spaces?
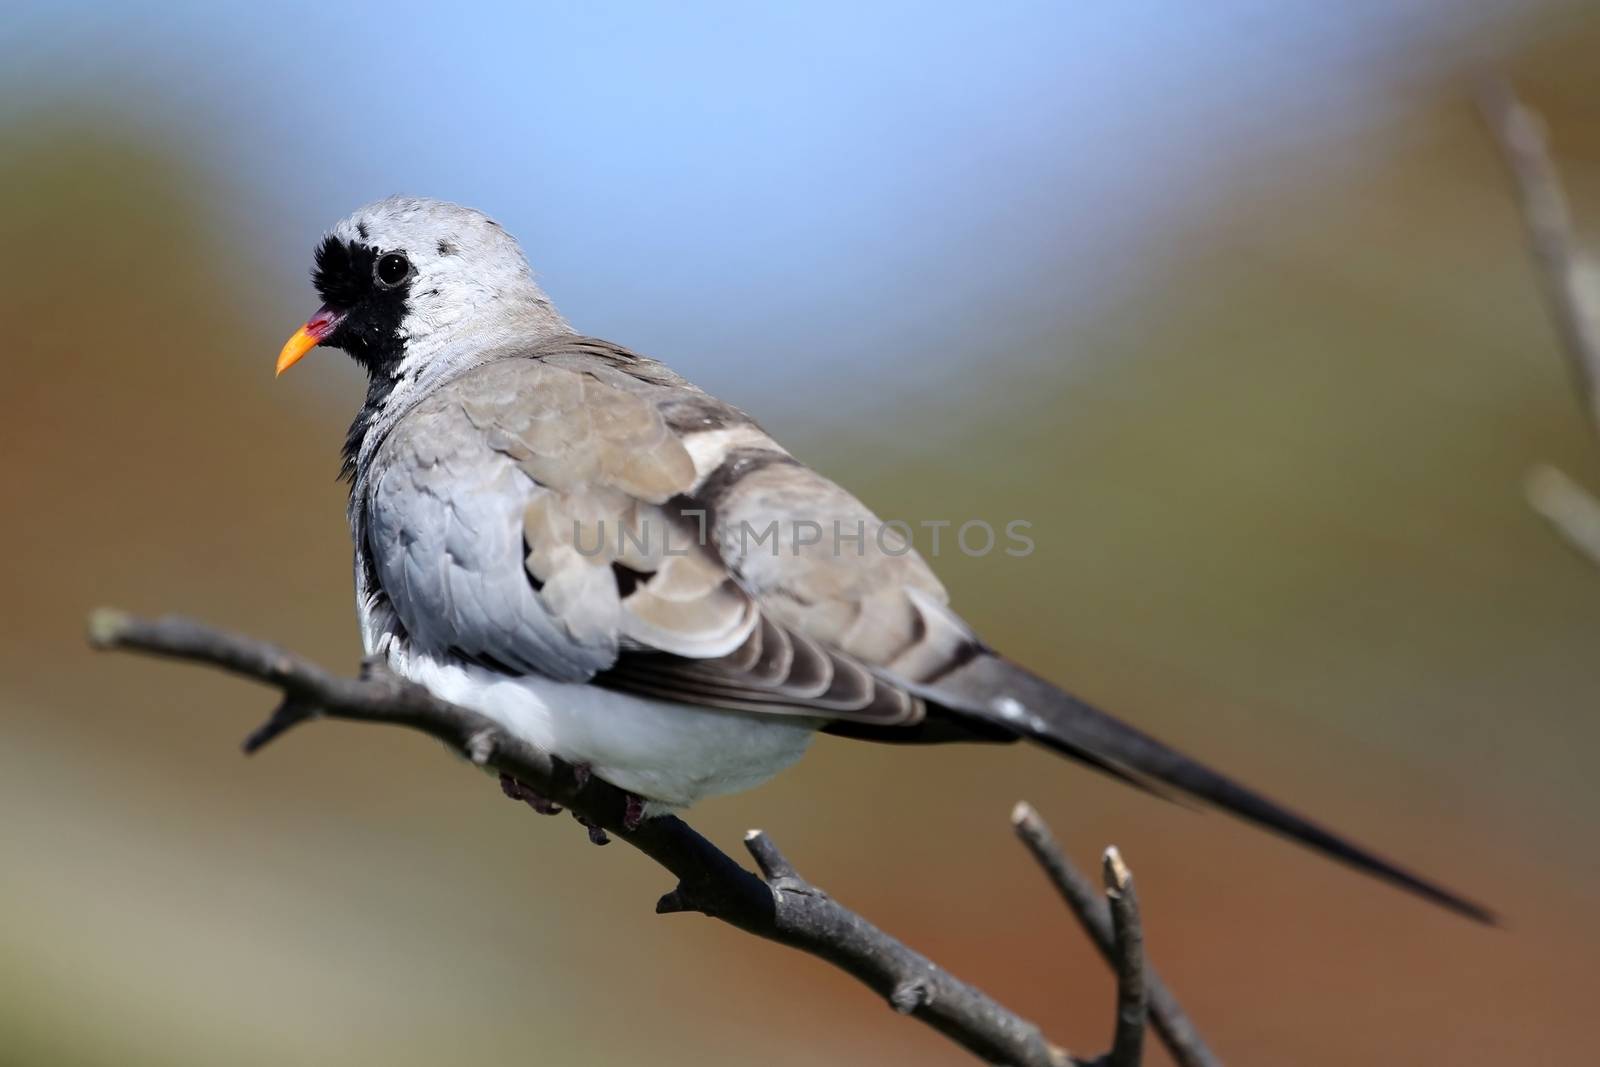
375, 252, 410, 288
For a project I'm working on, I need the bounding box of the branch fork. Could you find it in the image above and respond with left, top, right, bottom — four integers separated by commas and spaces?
90, 609, 1216, 1066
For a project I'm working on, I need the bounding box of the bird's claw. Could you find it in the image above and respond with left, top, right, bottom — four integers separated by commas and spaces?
572, 812, 609, 845
623, 792, 645, 831
501, 771, 646, 842
499, 772, 563, 815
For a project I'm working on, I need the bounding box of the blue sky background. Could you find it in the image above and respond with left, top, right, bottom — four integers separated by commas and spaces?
0, 1, 1555, 415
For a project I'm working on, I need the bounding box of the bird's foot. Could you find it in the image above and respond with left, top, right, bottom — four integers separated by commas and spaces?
570, 761, 592, 790
572, 812, 609, 846
501, 769, 648, 842
555, 761, 645, 831
567, 791, 645, 843
499, 772, 563, 815
623, 792, 646, 832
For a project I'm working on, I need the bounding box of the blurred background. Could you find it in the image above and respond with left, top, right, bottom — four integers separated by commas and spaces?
4, 2, 1599, 1063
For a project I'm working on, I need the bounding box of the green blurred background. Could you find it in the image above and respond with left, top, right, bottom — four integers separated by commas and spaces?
4, 3, 1599, 1064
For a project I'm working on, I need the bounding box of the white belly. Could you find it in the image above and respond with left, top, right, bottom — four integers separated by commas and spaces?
387, 641, 818, 810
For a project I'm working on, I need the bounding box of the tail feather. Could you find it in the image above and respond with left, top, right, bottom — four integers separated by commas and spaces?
923, 652, 1496, 925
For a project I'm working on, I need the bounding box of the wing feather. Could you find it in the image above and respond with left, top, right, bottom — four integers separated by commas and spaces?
369, 338, 969, 729
363, 336, 1493, 921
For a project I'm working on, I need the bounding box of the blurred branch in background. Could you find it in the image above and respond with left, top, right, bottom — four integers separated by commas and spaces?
88, 610, 1217, 1067
1525, 463, 1600, 564
1479, 78, 1600, 569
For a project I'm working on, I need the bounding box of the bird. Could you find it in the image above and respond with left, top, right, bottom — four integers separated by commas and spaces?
276, 195, 1491, 923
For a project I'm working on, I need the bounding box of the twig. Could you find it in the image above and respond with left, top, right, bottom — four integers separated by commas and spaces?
88, 610, 1073, 1067
1478, 78, 1600, 432
1013, 803, 1221, 1067
1479, 78, 1600, 566
1525, 463, 1600, 567
1102, 848, 1147, 1067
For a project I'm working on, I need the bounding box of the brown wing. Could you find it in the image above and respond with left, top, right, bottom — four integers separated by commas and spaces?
449, 340, 943, 727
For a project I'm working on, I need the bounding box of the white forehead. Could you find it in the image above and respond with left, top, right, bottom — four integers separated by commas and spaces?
329, 196, 532, 277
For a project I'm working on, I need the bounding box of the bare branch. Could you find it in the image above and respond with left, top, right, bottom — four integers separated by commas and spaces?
1479, 78, 1600, 565
1013, 802, 1221, 1067
1525, 463, 1600, 568
1478, 78, 1600, 432
89, 610, 1075, 1067
241, 694, 319, 753
1101, 847, 1147, 1067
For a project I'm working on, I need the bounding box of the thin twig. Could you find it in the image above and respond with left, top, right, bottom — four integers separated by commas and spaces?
88, 610, 1074, 1067
1102, 848, 1147, 1067
1013, 803, 1221, 1067
241, 694, 319, 753
1525, 463, 1600, 567
1479, 78, 1600, 566
1478, 78, 1600, 432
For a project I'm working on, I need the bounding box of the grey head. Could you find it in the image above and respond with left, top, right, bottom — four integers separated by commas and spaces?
276, 196, 574, 474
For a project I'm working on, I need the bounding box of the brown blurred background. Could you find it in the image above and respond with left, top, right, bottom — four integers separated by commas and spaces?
4, 3, 1600, 1064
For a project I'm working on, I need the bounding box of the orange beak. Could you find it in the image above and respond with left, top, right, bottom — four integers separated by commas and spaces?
275, 307, 344, 376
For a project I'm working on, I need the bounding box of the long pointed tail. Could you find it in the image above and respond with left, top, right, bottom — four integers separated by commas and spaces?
924, 652, 1495, 924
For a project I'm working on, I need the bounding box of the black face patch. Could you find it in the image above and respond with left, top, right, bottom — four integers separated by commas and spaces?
313, 235, 418, 485
311, 236, 412, 378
